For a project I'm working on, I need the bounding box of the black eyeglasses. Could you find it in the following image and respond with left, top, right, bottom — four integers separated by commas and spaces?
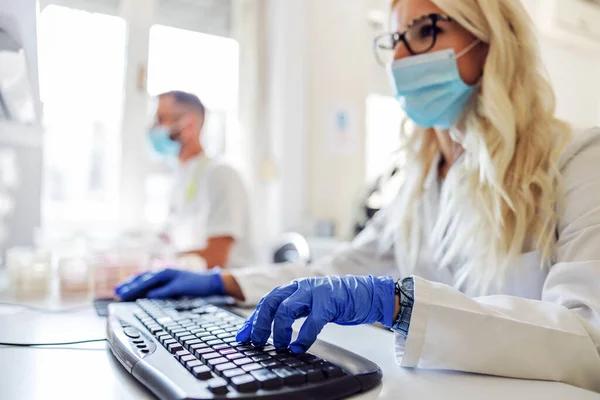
373, 13, 453, 66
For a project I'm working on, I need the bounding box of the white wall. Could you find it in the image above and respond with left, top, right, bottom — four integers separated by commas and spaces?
241, 0, 377, 241
540, 38, 600, 129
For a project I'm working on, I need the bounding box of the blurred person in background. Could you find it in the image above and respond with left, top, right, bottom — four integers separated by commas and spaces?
147, 91, 256, 270
119, 0, 600, 392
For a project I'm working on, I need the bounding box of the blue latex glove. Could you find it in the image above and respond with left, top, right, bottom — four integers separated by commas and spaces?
115, 268, 225, 301
236, 275, 395, 354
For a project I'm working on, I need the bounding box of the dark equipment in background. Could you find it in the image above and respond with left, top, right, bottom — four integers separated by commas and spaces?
272, 233, 311, 265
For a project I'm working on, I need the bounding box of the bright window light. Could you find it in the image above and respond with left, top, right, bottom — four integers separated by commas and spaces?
38, 5, 126, 231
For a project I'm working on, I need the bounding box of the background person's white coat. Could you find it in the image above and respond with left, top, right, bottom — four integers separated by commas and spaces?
167, 154, 257, 268
231, 128, 600, 392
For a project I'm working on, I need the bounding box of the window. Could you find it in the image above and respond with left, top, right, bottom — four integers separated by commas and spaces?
144, 24, 240, 226
38, 5, 126, 230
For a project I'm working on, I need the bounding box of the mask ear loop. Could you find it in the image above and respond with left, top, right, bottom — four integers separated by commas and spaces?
456, 39, 481, 59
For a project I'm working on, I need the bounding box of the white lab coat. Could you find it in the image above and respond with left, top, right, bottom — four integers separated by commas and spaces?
167, 155, 257, 268
231, 128, 600, 392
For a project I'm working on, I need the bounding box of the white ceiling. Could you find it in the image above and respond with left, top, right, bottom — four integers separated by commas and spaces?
39, 0, 232, 37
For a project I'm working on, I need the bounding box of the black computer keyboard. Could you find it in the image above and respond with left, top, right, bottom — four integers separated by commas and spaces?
107, 298, 382, 400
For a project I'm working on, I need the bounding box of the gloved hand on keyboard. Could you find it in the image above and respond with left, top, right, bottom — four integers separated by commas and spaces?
236, 275, 395, 354
115, 268, 225, 301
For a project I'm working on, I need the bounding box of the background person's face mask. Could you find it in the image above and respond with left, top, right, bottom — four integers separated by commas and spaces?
388, 40, 480, 129
147, 125, 181, 158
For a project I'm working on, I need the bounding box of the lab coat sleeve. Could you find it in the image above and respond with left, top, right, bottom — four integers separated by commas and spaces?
205, 165, 248, 240
395, 130, 600, 392
231, 207, 398, 305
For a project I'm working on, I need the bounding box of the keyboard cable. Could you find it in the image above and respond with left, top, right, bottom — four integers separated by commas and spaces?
0, 338, 107, 347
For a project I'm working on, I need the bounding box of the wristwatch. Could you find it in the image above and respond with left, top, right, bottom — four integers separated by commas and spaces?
391, 277, 415, 336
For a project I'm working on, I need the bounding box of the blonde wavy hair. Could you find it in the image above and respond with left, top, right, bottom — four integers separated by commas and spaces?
388, 0, 571, 293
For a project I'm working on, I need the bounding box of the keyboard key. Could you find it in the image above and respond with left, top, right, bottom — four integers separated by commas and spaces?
184, 339, 203, 349
285, 359, 305, 368
260, 359, 281, 368
198, 335, 217, 341
207, 357, 229, 367
185, 359, 203, 371
211, 343, 230, 351
233, 357, 253, 366
190, 342, 209, 350
252, 354, 271, 362
148, 326, 162, 334
205, 326, 221, 332
156, 317, 174, 325
226, 353, 244, 361
297, 353, 318, 363
170, 328, 187, 335
306, 368, 325, 382
207, 378, 229, 394
194, 347, 214, 358
272, 367, 306, 385
192, 365, 212, 380
244, 350, 262, 357
154, 331, 168, 338
322, 364, 344, 378
200, 352, 221, 362
167, 343, 184, 353
206, 339, 223, 346
223, 337, 237, 343
235, 345, 253, 352
309, 359, 327, 367
190, 328, 205, 335
251, 369, 283, 390
222, 368, 245, 378
214, 362, 237, 372
219, 348, 237, 356
174, 349, 191, 360
180, 355, 196, 364
179, 335, 196, 342
241, 363, 262, 373
230, 374, 259, 393
123, 328, 141, 339
225, 327, 240, 333
216, 332, 234, 339
211, 329, 227, 335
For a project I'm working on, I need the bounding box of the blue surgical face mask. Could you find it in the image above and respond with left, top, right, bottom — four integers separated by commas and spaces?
388, 40, 480, 129
147, 125, 181, 158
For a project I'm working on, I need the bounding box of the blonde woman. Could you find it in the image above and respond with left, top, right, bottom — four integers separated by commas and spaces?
117, 0, 600, 390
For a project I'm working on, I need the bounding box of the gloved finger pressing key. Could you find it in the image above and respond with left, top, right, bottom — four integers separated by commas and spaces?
236, 275, 395, 354
115, 268, 225, 301
235, 282, 298, 346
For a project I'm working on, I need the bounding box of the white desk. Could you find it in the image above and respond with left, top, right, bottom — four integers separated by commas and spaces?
0, 297, 599, 400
